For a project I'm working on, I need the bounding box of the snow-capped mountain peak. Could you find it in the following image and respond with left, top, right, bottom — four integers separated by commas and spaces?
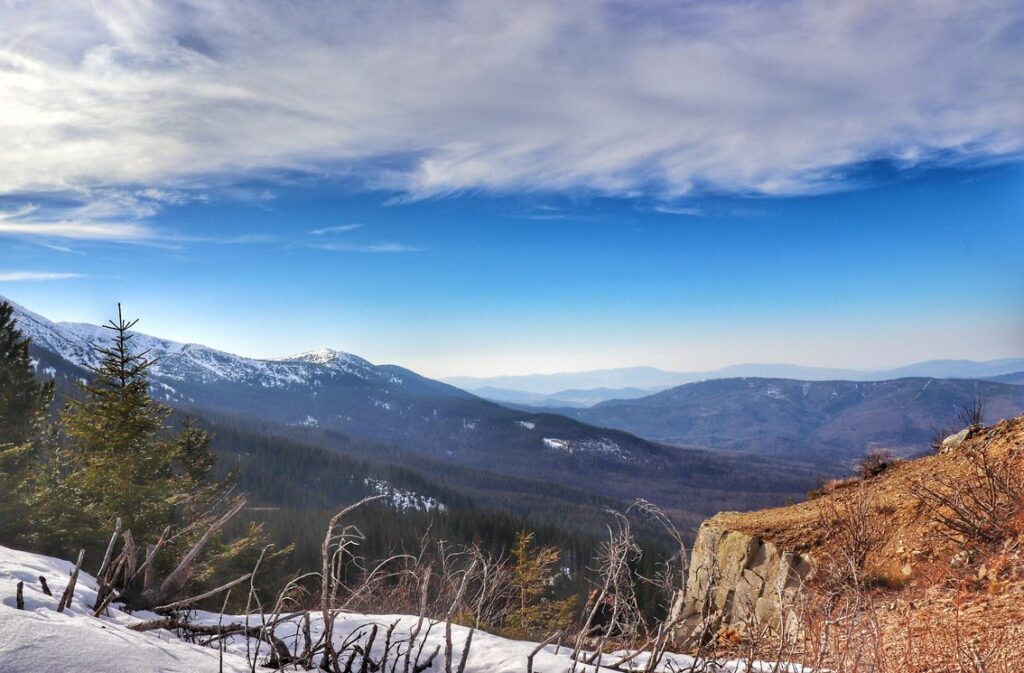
278, 348, 365, 367
5, 296, 384, 391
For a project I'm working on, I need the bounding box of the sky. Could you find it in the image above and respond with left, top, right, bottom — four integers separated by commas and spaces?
0, 0, 1021, 378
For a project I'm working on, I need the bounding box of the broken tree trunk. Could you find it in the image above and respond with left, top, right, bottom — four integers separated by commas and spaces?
57, 549, 85, 613
96, 517, 123, 584
154, 573, 252, 613
151, 499, 246, 605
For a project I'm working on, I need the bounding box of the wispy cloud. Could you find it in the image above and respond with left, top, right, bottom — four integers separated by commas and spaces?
0, 196, 159, 243
313, 242, 420, 253
0, 271, 87, 282
0, 0, 1019, 206
310, 224, 364, 235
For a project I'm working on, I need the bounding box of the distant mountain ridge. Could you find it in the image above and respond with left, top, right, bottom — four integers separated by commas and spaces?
559, 376, 1024, 468
446, 359, 1024, 405
8, 297, 817, 521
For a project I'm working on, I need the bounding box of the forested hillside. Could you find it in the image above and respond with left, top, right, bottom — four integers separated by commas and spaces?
10, 296, 819, 526
562, 376, 1024, 469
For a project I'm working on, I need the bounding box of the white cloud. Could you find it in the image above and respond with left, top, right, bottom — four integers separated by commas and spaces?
313, 242, 420, 253
0, 271, 86, 282
0, 0, 1019, 205
310, 224, 364, 235
0, 220, 153, 240
0, 201, 156, 241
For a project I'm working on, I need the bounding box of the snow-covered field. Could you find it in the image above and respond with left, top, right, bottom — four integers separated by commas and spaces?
0, 545, 799, 672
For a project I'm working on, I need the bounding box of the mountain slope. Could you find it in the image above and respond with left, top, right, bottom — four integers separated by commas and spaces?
565, 377, 1024, 468
9, 298, 818, 519
446, 360, 1024, 403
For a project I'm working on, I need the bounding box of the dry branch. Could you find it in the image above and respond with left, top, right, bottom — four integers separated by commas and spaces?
155, 572, 253, 613
57, 549, 85, 613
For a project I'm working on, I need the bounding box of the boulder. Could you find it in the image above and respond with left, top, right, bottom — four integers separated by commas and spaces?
670, 519, 813, 647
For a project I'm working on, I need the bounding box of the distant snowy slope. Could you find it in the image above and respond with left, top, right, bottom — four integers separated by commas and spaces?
7, 297, 391, 390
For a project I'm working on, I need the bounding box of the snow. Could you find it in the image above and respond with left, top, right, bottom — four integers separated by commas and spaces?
516, 420, 536, 430
544, 437, 626, 460
0, 545, 251, 673
6, 298, 403, 393
363, 478, 447, 512
0, 545, 802, 673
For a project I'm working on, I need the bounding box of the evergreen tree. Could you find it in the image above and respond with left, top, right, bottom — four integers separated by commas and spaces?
0, 301, 54, 541
504, 531, 577, 638
54, 305, 185, 544
30, 305, 244, 561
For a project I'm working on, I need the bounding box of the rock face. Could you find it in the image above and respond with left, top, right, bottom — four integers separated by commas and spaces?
671, 518, 813, 646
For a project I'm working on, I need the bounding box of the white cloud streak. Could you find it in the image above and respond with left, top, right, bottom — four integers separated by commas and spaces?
310, 224, 364, 235
0, 0, 1019, 208
313, 242, 420, 253
0, 200, 157, 241
0, 271, 86, 282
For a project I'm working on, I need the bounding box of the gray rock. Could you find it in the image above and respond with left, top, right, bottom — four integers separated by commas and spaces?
670, 522, 813, 647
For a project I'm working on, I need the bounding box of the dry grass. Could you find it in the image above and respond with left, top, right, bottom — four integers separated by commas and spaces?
690, 415, 1024, 672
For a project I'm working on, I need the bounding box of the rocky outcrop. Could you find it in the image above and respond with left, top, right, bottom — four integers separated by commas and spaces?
671, 518, 813, 647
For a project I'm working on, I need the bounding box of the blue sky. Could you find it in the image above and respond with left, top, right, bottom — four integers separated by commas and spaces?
0, 1, 1021, 377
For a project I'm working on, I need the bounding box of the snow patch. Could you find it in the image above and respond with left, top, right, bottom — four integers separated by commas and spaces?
363, 478, 446, 512
544, 437, 626, 459
516, 420, 536, 430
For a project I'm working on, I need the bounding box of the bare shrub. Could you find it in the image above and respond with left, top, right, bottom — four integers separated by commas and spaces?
855, 449, 899, 480
817, 487, 891, 590
930, 425, 956, 453
958, 395, 987, 429
909, 437, 1023, 549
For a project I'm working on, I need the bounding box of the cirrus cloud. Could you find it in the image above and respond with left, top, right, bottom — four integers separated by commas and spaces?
0, 0, 1019, 214
0, 271, 87, 282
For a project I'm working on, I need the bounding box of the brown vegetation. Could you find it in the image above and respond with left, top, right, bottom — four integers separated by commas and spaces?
692, 415, 1024, 671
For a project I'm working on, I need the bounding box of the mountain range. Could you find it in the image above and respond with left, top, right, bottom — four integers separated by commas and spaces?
446, 360, 1024, 406
11, 296, 1024, 526
553, 377, 1024, 468
9, 298, 816, 525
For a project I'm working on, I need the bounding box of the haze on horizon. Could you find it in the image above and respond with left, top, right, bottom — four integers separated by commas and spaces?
0, 1, 1022, 379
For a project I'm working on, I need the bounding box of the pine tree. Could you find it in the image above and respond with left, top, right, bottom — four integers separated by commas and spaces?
54, 304, 185, 544
505, 531, 577, 638
0, 301, 54, 541
30, 305, 247, 560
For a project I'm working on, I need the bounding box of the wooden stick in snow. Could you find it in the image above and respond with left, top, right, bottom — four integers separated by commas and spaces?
57, 549, 85, 613
16, 581, 23, 609
38, 576, 52, 596
527, 630, 562, 673
96, 517, 123, 585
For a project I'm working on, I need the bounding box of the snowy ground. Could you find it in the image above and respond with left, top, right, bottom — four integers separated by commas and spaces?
0, 545, 801, 672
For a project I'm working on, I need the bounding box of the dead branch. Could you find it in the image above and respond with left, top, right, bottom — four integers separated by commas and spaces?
527, 630, 562, 673
155, 498, 246, 603
57, 549, 85, 613
155, 572, 253, 613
